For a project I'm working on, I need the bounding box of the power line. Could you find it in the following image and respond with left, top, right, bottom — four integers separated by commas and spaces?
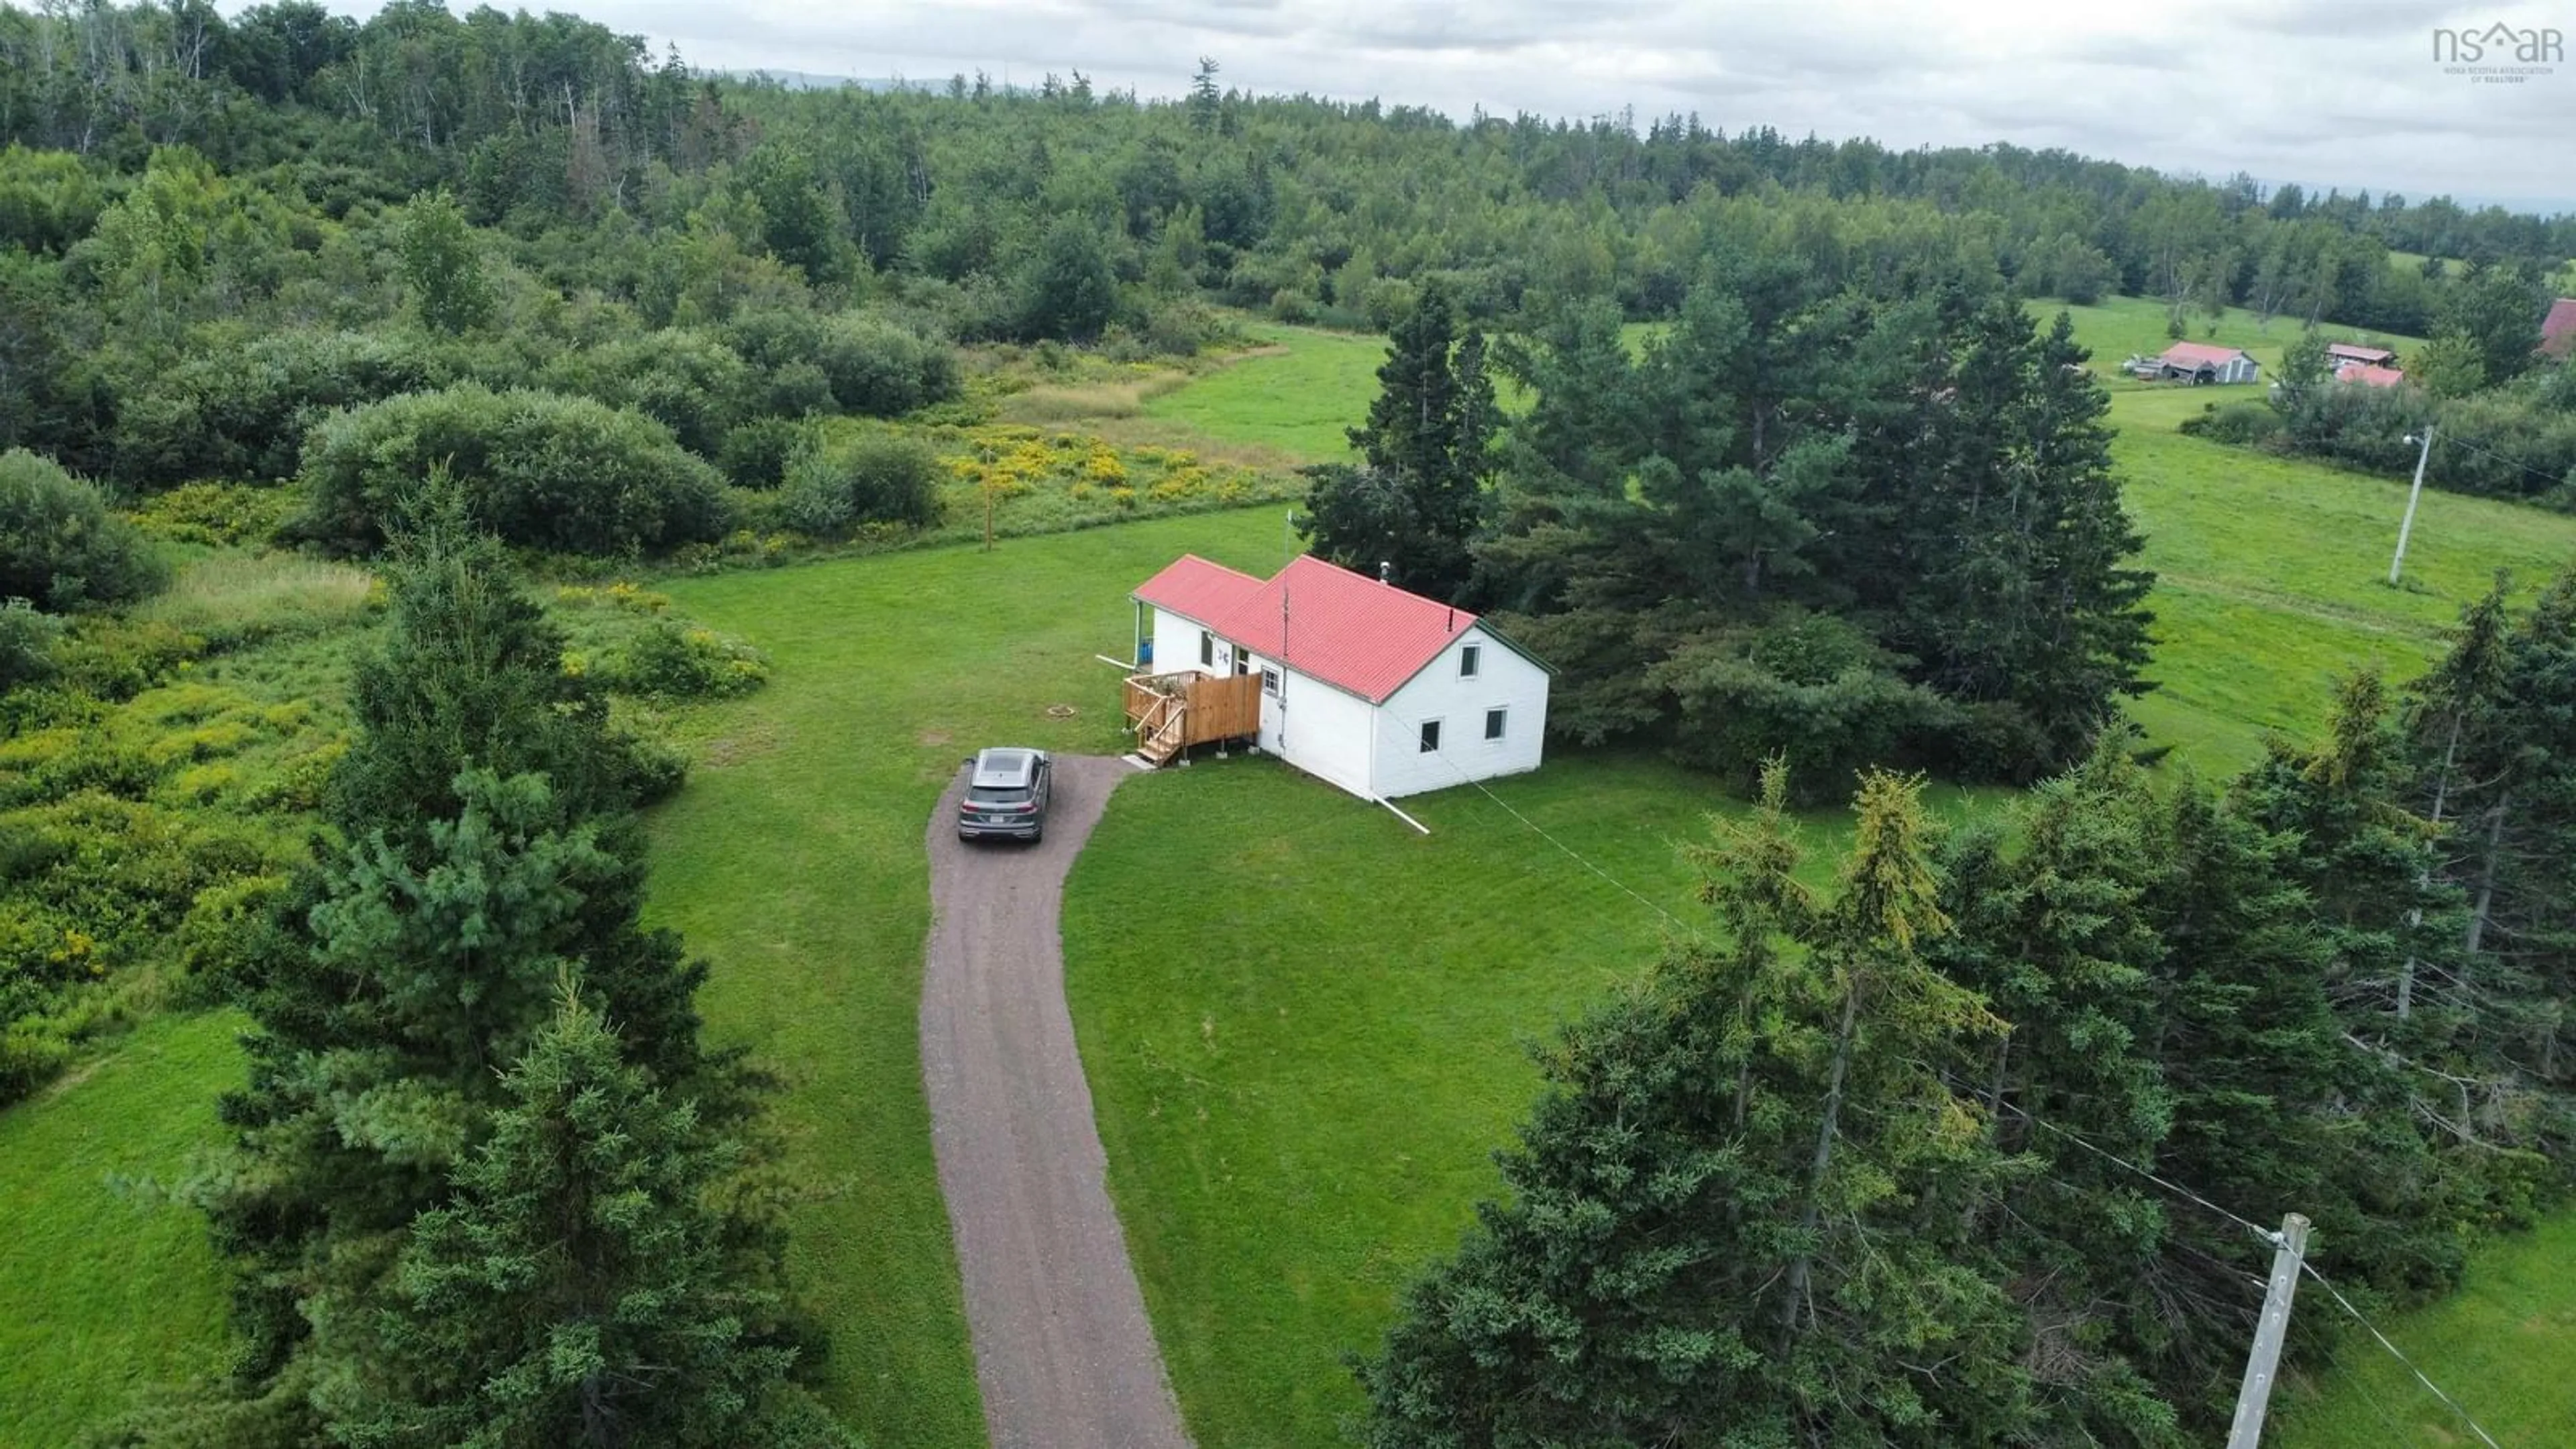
2437, 430, 2570, 494
1428, 753, 1690, 932
2296, 1261, 2505, 1449
1984, 1095, 2507, 1449
1986, 1096, 2277, 1248
2310, 1306, 2426, 1449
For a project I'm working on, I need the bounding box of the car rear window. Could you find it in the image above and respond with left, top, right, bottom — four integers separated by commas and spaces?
967, 786, 1032, 806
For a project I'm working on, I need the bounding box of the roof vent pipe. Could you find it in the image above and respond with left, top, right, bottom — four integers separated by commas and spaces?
1378, 561, 1392, 584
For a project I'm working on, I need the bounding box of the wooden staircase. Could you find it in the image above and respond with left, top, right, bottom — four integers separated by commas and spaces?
1136, 694, 1186, 765
1122, 671, 1258, 769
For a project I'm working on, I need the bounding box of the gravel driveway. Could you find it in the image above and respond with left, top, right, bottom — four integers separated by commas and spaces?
920, 753, 1190, 1449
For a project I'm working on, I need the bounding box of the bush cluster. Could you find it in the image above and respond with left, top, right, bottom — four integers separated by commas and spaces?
774, 433, 943, 539
0, 449, 168, 608
295, 384, 730, 556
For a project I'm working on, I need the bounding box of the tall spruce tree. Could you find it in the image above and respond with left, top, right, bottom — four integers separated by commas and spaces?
1303, 280, 1495, 598
1358, 766, 2029, 1445
327, 985, 847, 1448
185, 502, 773, 1438
1932, 742, 2184, 1444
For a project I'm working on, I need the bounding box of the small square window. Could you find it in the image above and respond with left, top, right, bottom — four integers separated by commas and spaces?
1485, 708, 1507, 741
1460, 644, 1481, 678
1199, 631, 1214, 667
1262, 667, 1281, 696
1419, 719, 1442, 753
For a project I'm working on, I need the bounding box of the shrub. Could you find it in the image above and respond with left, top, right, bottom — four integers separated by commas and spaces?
1654, 612, 1958, 801
0, 599, 60, 694
0, 449, 168, 608
717, 416, 814, 490
598, 619, 769, 700
2177, 400, 2283, 447
50, 616, 203, 699
722, 309, 960, 418
294, 385, 731, 556
620, 733, 690, 806
111, 327, 444, 486
540, 328, 756, 457
775, 433, 941, 539
123, 480, 302, 548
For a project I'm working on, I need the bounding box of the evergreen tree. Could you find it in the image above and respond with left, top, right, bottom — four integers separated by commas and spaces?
190, 504, 756, 1430
1896, 306, 2155, 773
328, 985, 846, 1448
1309, 280, 1494, 598
1933, 742, 2182, 1442
1358, 766, 2029, 1445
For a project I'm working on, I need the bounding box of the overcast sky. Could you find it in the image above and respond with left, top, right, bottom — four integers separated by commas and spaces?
302, 0, 2576, 212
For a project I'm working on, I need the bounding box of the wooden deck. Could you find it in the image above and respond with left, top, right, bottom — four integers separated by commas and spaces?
1123, 671, 1260, 765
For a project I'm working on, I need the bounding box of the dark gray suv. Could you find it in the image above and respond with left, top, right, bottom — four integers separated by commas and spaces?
958, 748, 1053, 843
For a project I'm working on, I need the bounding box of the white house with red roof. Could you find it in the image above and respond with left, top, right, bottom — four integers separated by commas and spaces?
1128, 553, 1552, 800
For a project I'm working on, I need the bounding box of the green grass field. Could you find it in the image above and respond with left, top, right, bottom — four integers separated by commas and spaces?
2277, 1211, 2576, 1446
1142, 322, 1387, 462
0, 1011, 238, 1442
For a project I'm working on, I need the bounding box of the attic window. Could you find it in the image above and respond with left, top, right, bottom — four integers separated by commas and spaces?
1460, 644, 1481, 678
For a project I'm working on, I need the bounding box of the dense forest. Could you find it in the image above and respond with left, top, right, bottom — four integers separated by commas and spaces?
0, 1, 2571, 1443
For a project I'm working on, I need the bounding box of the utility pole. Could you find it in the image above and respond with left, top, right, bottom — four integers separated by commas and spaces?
2389, 427, 2434, 586
2225, 1213, 2312, 1449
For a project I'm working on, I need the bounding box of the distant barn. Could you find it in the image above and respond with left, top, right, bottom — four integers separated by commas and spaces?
2134, 342, 2261, 385
2326, 342, 2400, 369
2335, 362, 2408, 388
2543, 297, 2576, 360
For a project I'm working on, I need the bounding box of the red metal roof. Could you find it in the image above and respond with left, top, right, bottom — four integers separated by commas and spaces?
1133, 553, 1263, 627
1135, 553, 1496, 703
2336, 362, 2408, 388
2159, 342, 2255, 367
2542, 298, 2576, 358
2326, 342, 2396, 363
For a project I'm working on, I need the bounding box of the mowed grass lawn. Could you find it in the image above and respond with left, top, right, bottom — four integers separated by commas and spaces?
0, 1010, 238, 1443
1064, 759, 2001, 1445
2277, 1211, 2576, 1447
647, 506, 1305, 1445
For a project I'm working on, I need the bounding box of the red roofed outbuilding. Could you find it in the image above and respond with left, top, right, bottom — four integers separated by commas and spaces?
2542, 297, 2576, 360
2142, 342, 2261, 384
1130, 553, 1552, 800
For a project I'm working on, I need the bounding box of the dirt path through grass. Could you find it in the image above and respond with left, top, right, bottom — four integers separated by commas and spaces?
921, 753, 1189, 1449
